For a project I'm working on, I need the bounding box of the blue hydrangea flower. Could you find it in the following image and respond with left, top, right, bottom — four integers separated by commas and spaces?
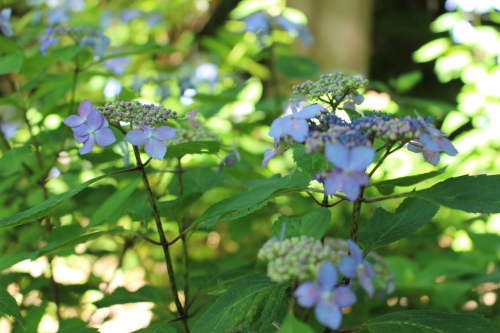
65, 102, 116, 155
125, 124, 176, 160
276, 15, 313, 48
0, 8, 13, 37
294, 261, 356, 330
104, 57, 130, 76
419, 127, 458, 156
323, 144, 375, 201
339, 240, 376, 297
269, 104, 323, 143
38, 27, 59, 55
407, 141, 440, 166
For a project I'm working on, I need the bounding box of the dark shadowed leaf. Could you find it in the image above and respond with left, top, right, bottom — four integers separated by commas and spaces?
359, 198, 439, 254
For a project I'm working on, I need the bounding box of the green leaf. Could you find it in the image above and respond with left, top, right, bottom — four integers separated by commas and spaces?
53, 45, 83, 62
127, 192, 202, 228
272, 208, 330, 240
0, 287, 26, 329
391, 70, 423, 94
192, 274, 288, 333
133, 321, 176, 333
292, 145, 327, 177
89, 178, 141, 226
370, 167, 446, 195
413, 38, 451, 63
300, 208, 331, 239
278, 312, 315, 333
363, 310, 496, 333
409, 174, 500, 214
0, 51, 23, 75
0, 145, 32, 177
194, 174, 310, 227
359, 198, 439, 254
35, 227, 126, 258
0, 35, 20, 54
93, 286, 163, 308
0, 174, 110, 229
166, 141, 220, 158
275, 55, 319, 79
0, 252, 33, 271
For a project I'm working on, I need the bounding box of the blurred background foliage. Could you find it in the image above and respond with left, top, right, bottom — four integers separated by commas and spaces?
0, 0, 499, 331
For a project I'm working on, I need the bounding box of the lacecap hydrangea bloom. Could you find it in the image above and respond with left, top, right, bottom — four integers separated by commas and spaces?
125, 124, 176, 160
63, 99, 116, 154
294, 261, 356, 330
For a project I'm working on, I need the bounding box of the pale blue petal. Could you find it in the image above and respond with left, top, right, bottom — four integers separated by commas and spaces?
294, 282, 321, 307
359, 273, 375, 297
154, 126, 176, 141
79, 136, 95, 155
363, 261, 376, 278
284, 118, 309, 142
439, 137, 458, 156
352, 94, 364, 105
262, 149, 277, 168
325, 144, 349, 169
145, 139, 166, 160
73, 123, 90, 137
339, 256, 357, 278
323, 173, 341, 195
342, 176, 360, 201
269, 117, 287, 139
315, 303, 342, 330
349, 146, 375, 171
125, 129, 149, 146
87, 110, 104, 130
64, 115, 84, 127
333, 285, 357, 308
95, 127, 116, 146
348, 240, 363, 263
296, 104, 323, 119
407, 142, 423, 153
78, 99, 94, 117
318, 262, 337, 290
423, 149, 440, 166
74, 134, 88, 144
420, 132, 439, 151
352, 171, 370, 186
141, 124, 156, 135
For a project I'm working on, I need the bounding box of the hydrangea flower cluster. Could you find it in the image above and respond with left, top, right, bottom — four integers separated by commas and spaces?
64, 99, 179, 160
38, 25, 110, 57
265, 73, 458, 200
0, 8, 13, 37
258, 236, 389, 330
257, 236, 346, 282
292, 72, 368, 106
166, 128, 220, 146
96, 101, 178, 127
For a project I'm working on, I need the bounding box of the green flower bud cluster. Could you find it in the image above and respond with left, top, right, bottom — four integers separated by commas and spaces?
257, 236, 347, 283
96, 101, 178, 127
167, 128, 220, 145
292, 72, 368, 105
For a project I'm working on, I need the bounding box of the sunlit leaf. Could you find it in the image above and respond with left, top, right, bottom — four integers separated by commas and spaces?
0, 288, 26, 328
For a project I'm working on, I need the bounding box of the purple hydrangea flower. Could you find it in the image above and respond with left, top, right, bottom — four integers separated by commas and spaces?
243, 11, 269, 34
125, 124, 176, 160
64, 100, 116, 155
407, 141, 440, 166
0, 8, 13, 37
38, 27, 59, 55
419, 127, 458, 156
186, 109, 199, 129
294, 261, 356, 330
322, 144, 375, 201
269, 104, 323, 143
339, 240, 376, 297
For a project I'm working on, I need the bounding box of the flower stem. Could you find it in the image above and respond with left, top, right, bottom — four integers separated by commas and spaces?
350, 186, 365, 243
131, 146, 185, 320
